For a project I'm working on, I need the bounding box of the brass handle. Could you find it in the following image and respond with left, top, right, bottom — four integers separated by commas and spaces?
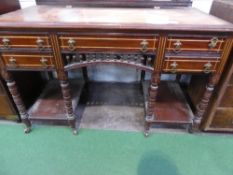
9, 57, 17, 67
208, 37, 218, 49
203, 62, 212, 74
36, 38, 45, 50
173, 40, 182, 53
140, 40, 149, 53
2, 38, 10, 49
67, 38, 76, 51
170, 61, 178, 73
40, 57, 48, 67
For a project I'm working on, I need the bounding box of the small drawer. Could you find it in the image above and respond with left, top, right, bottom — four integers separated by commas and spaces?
1, 54, 55, 69
0, 35, 51, 50
210, 109, 233, 129
162, 57, 220, 73
59, 36, 157, 52
166, 37, 225, 53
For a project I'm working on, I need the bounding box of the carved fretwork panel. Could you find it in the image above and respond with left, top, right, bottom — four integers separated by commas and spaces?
63, 52, 155, 72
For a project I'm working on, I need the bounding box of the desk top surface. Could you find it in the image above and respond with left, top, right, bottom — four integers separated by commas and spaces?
0, 5, 232, 32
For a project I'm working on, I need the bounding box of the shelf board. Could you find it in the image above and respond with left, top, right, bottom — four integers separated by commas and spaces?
28, 79, 84, 121
144, 81, 193, 124
28, 78, 193, 126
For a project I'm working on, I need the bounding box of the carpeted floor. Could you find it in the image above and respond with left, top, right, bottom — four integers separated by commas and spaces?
0, 123, 233, 175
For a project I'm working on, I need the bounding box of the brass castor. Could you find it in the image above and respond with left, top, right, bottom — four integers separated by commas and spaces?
24, 127, 31, 134
73, 129, 78, 135
144, 131, 149, 137
187, 123, 193, 134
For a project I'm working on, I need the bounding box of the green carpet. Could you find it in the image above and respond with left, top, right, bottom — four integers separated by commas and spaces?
0, 124, 233, 175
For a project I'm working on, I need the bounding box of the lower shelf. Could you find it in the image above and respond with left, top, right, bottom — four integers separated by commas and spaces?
144, 81, 194, 125
28, 79, 193, 129
28, 79, 84, 121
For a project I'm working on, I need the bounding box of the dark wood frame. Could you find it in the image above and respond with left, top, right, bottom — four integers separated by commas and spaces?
36, 0, 192, 8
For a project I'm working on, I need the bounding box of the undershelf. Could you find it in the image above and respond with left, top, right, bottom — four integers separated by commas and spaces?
143, 81, 194, 124
28, 79, 193, 128
28, 79, 84, 121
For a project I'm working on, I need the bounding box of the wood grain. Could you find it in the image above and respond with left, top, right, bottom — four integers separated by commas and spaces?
0, 6, 232, 32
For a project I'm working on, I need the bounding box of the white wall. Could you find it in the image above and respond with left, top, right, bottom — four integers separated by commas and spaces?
19, 0, 36, 8
19, 0, 214, 13
192, 0, 214, 13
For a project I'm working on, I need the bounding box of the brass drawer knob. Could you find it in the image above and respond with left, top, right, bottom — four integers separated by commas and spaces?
36, 37, 45, 50
140, 40, 149, 53
208, 37, 218, 49
40, 57, 48, 67
170, 61, 178, 73
173, 40, 182, 53
9, 57, 17, 67
203, 62, 212, 74
2, 38, 10, 49
67, 38, 76, 51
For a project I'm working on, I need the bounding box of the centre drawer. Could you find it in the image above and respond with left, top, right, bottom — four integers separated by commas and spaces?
166, 36, 225, 53
0, 35, 51, 50
162, 56, 220, 73
59, 35, 157, 52
1, 54, 55, 69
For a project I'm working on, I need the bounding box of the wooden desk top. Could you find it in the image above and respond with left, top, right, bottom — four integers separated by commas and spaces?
0, 5, 233, 32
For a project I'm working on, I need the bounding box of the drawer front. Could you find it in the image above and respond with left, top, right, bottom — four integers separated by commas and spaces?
1, 54, 55, 69
59, 36, 157, 52
162, 57, 220, 73
210, 109, 233, 129
0, 35, 51, 50
166, 37, 225, 53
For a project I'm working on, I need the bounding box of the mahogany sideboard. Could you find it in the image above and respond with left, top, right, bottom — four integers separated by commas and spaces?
0, 6, 232, 135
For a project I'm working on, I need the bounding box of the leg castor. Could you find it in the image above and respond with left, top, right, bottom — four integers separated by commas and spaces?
73, 129, 78, 135
144, 121, 150, 137
144, 130, 149, 137
68, 118, 77, 135
187, 124, 193, 134
24, 127, 31, 134
22, 118, 31, 134
188, 125, 193, 134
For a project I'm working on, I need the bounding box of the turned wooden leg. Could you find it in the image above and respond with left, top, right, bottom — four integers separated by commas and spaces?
144, 72, 160, 136
60, 80, 77, 134
193, 74, 220, 130
82, 67, 89, 82
140, 70, 145, 82
3, 71, 31, 133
